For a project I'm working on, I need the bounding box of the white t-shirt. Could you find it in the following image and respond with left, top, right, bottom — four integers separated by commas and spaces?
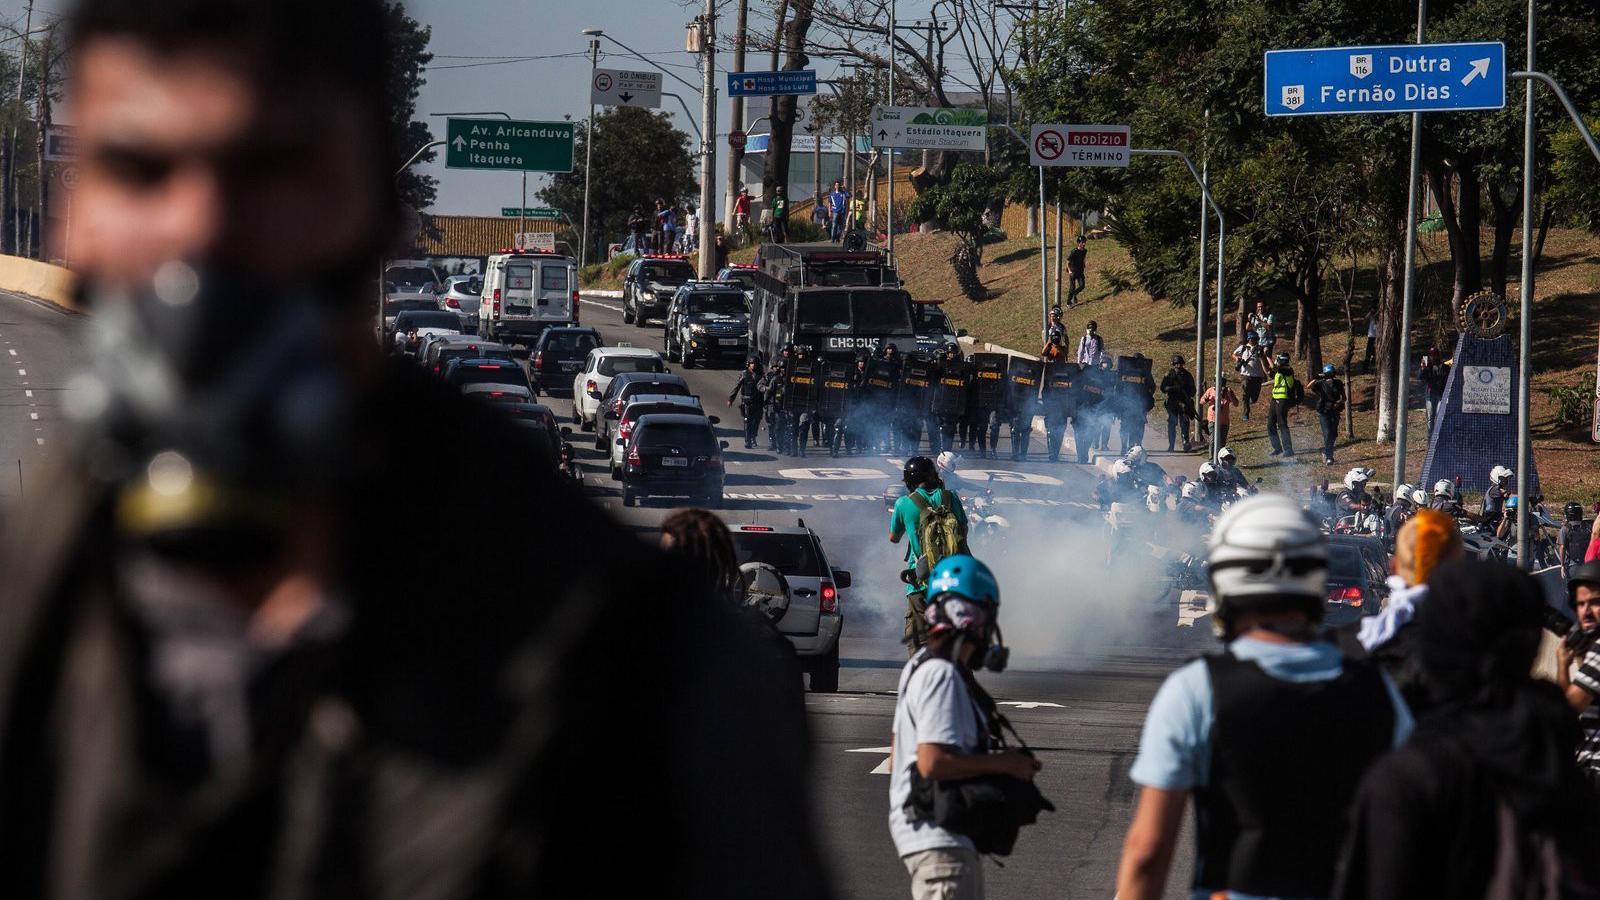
888, 653, 986, 857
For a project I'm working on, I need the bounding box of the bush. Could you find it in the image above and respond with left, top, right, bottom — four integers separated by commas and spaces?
784, 217, 826, 243
579, 263, 605, 286
605, 253, 636, 275
1542, 371, 1597, 431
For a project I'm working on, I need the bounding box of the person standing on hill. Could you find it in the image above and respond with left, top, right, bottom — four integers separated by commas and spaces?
1309, 364, 1346, 465
1266, 353, 1304, 458
1232, 331, 1267, 421
770, 187, 790, 242
1066, 235, 1088, 306
827, 181, 849, 241
1160, 355, 1197, 453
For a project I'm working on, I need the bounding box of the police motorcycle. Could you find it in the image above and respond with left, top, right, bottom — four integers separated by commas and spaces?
1329, 468, 1385, 537
934, 452, 1011, 551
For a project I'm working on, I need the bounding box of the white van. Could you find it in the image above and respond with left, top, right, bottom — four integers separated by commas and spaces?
479, 251, 578, 345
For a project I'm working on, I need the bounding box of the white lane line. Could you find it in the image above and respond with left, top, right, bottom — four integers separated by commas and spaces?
16, 369, 24, 376
996, 701, 1065, 710
6, 349, 14, 356
23, 389, 32, 397
579, 297, 625, 314
28, 412, 37, 420
845, 746, 894, 776
35, 438, 43, 446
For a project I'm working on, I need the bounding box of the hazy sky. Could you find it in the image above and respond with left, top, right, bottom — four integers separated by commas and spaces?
0, 0, 972, 217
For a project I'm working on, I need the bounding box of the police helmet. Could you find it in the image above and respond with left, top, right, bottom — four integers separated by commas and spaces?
1411, 489, 1428, 506
935, 450, 961, 474
1490, 465, 1513, 486
1321, 364, 1336, 375
1567, 501, 1585, 522
1181, 481, 1201, 500
1395, 483, 1415, 504
1199, 461, 1219, 484
1125, 446, 1147, 466
1343, 468, 1371, 491
1111, 459, 1133, 478
1205, 494, 1329, 635
1218, 446, 1237, 463
1433, 479, 1454, 499
903, 455, 938, 490
1274, 352, 1291, 367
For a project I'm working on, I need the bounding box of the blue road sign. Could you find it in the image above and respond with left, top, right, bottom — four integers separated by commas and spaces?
727, 70, 817, 97
1264, 42, 1505, 116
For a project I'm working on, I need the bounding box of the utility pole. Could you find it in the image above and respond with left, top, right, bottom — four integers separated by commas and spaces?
697, 0, 718, 278
580, 38, 599, 268
886, 0, 895, 258
10, 0, 33, 256
1514, 0, 1535, 568
33, 25, 48, 261
724, 0, 748, 230
1392, 0, 1426, 492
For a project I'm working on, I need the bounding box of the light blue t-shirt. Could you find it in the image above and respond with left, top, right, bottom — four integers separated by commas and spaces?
1128, 636, 1414, 900
889, 487, 965, 595
888, 654, 985, 857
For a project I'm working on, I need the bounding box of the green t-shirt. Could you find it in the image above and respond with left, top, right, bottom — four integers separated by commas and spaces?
889, 487, 966, 595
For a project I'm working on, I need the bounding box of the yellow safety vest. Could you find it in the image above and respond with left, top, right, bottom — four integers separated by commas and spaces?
1271, 371, 1293, 400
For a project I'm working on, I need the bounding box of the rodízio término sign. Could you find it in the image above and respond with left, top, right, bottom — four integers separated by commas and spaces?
1029, 124, 1131, 168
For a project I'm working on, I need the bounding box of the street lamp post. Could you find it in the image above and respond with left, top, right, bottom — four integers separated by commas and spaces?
582, 38, 598, 268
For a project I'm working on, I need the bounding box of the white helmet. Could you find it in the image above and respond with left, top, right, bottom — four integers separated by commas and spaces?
1489, 465, 1513, 486
1395, 484, 1414, 504
1433, 479, 1454, 499
1411, 489, 1429, 506
1181, 481, 1200, 500
1199, 461, 1219, 483
1206, 494, 1328, 634
936, 451, 961, 473
1343, 468, 1371, 491
1111, 459, 1133, 478
1125, 446, 1147, 466
1218, 446, 1236, 463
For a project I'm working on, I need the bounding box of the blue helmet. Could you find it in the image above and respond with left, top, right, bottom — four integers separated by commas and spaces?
1321, 364, 1336, 375
928, 554, 1000, 608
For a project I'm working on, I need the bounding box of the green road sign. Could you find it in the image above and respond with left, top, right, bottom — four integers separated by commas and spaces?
501, 207, 562, 219
447, 118, 574, 173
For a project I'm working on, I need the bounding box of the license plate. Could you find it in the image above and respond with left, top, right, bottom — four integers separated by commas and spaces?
719, 338, 742, 346
560, 362, 578, 371
662, 457, 689, 467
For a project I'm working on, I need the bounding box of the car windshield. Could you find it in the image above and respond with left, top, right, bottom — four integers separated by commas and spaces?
598, 356, 664, 377
731, 533, 825, 577
721, 271, 758, 290
385, 266, 435, 287
399, 311, 460, 330
685, 293, 746, 316
622, 381, 689, 401
1328, 544, 1365, 582
916, 307, 954, 334
797, 291, 852, 330
543, 331, 599, 353
639, 422, 716, 452
642, 262, 694, 282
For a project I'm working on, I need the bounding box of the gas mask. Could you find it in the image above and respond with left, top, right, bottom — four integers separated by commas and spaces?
67, 263, 354, 566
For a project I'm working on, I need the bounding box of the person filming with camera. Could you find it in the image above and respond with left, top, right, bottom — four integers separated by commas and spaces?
889, 555, 1050, 899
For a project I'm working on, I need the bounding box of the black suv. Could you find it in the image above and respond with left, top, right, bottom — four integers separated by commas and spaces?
620, 413, 726, 508
443, 357, 534, 393
663, 282, 749, 368
529, 326, 601, 396
623, 256, 696, 326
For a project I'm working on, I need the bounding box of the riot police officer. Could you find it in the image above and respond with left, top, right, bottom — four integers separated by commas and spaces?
930, 343, 967, 455
1007, 357, 1041, 462
1073, 360, 1109, 463
1041, 361, 1081, 464
727, 357, 767, 449
1114, 352, 1157, 453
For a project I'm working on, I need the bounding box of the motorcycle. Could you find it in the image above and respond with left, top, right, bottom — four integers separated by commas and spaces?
557, 440, 581, 482
966, 486, 1012, 549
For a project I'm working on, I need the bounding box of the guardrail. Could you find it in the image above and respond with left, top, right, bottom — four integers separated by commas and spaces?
0, 255, 76, 312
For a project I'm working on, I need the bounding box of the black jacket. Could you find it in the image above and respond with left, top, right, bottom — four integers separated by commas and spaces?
1160, 367, 1197, 413
730, 369, 767, 407
0, 361, 830, 900
1310, 376, 1345, 415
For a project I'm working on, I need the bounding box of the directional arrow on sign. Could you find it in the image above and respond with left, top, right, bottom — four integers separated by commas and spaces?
452, 136, 466, 151
619, 92, 634, 103
877, 129, 888, 141
1461, 57, 1491, 86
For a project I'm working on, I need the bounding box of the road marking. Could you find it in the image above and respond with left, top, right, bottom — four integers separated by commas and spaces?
846, 746, 894, 775
955, 468, 1064, 487
721, 490, 1092, 509
777, 467, 892, 480
579, 297, 625, 314
28, 412, 37, 420
6, 349, 14, 356
16, 369, 24, 376
23, 390, 31, 397
996, 701, 1065, 710
35, 438, 43, 446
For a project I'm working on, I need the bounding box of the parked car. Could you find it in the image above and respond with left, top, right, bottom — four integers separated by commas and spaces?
443, 357, 534, 393
663, 282, 750, 367
479, 250, 578, 345
390, 310, 462, 357
622, 255, 696, 326
571, 345, 666, 430
529, 326, 602, 396
1323, 534, 1392, 627
609, 394, 706, 477
595, 372, 692, 450
619, 413, 726, 509
728, 522, 849, 692
438, 274, 484, 330
498, 402, 567, 465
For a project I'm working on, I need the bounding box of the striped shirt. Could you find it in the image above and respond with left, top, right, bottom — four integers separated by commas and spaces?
1573, 647, 1600, 774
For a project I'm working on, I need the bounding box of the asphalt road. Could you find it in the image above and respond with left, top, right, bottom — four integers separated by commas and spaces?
0, 291, 84, 503
0, 287, 1210, 897
572, 293, 1210, 898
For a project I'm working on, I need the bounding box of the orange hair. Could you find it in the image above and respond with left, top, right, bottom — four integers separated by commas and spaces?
1393, 508, 1464, 587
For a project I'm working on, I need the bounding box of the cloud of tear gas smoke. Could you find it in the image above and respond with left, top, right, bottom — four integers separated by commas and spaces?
831, 471, 1207, 670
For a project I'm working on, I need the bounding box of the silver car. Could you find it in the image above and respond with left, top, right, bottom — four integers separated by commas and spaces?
728, 523, 849, 692
438, 274, 483, 331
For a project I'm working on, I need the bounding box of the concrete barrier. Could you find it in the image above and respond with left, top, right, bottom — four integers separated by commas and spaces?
0, 255, 77, 312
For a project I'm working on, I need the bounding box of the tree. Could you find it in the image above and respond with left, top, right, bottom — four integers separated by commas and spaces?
538, 106, 698, 254
761, 0, 816, 202
906, 162, 1004, 298
384, 2, 437, 218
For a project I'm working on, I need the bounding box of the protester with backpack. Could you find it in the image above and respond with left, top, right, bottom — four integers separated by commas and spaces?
890, 555, 1049, 900
1336, 560, 1600, 899
890, 456, 969, 655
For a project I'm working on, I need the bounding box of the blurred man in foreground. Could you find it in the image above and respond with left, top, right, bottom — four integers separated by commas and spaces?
0, 2, 827, 897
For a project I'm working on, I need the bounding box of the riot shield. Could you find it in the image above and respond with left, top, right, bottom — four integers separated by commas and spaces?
969, 352, 1009, 415
864, 357, 901, 403
1115, 354, 1156, 412
930, 360, 970, 418
897, 356, 934, 417
818, 359, 853, 418
1006, 356, 1044, 414
1042, 361, 1083, 417
784, 358, 820, 415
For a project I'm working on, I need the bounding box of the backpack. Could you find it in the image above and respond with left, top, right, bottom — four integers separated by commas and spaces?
909, 491, 966, 584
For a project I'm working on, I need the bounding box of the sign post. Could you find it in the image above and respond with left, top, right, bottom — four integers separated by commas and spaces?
445, 118, 576, 172
590, 68, 663, 109
1264, 41, 1506, 115
726, 70, 817, 97
870, 106, 987, 152
1028, 124, 1131, 167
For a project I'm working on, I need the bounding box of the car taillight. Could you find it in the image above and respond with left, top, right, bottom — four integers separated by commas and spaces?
533, 352, 544, 370
820, 582, 838, 614
586, 379, 597, 394
705, 455, 723, 470
445, 297, 460, 308
571, 290, 581, 324
492, 288, 501, 318
619, 419, 634, 440
1327, 586, 1364, 607
627, 444, 641, 465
